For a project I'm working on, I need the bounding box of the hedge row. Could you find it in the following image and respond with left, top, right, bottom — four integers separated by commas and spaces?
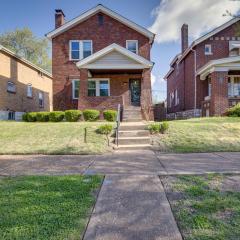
22, 109, 117, 122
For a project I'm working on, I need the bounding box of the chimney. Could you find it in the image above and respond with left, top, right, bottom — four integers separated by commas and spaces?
181, 24, 188, 53
55, 9, 65, 28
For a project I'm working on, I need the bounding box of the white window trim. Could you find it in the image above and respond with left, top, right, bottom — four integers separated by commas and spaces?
72, 79, 80, 99
126, 40, 138, 54
27, 84, 32, 97
205, 44, 212, 55
7, 81, 16, 93
38, 91, 44, 108
228, 75, 240, 97
69, 40, 93, 61
88, 78, 110, 96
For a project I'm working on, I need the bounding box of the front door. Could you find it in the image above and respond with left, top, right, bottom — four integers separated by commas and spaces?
129, 79, 141, 106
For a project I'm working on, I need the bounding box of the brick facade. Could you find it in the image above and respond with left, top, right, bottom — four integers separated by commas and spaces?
52, 11, 152, 117
0, 49, 52, 119
166, 20, 240, 117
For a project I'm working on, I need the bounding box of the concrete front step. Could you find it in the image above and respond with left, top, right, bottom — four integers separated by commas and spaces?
116, 144, 152, 150
119, 130, 149, 137
119, 124, 147, 131
122, 118, 143, 122
118, 136, 150, 145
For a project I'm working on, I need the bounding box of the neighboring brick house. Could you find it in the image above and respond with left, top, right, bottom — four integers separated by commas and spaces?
164, 18, 240, 119
46, 4, 155, 120
0, 45, 52, 120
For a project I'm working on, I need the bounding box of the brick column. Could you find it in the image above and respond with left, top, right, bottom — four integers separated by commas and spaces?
141, 68, 154, 120
78, 68, 88, 110
210, 71, 228, 116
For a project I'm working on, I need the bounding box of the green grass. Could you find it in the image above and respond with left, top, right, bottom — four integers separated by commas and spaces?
152, 117, 240, 152
0, 121, 113, 154
0, 175, 103, 240
163, 174, 240, 240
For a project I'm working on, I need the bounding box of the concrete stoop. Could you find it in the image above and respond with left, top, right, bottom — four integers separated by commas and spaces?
116, 106, 152, 150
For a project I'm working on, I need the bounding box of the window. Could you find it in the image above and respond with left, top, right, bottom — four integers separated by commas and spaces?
88, 79, 110, 96
72, 80, 80, 99
39, 92, 44, 107
27, 84, 32, 97
169, 92, 174, 108
7, 81, 16, 93
98, 14, 104, 26
69, 40, 92, 60
205, 44, 212, 55
174, 89, 179, 106
228, 76, 240, 97
8, 111, 15, 120
126, 40, 138, 54
208, 78, 211, 97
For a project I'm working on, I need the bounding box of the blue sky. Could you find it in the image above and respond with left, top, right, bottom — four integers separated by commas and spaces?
1, 0, 239, 102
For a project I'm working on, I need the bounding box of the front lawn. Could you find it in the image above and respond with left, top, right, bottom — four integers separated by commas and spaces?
0, 122, 113, 154
0, 175, 102, 240
152, 117, 240, 152
162, 174, 240, 240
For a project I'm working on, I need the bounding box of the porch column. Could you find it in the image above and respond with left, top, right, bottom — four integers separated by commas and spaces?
210, 71, 228, 116
78, 68, 88, 110
141, 68, 154, 120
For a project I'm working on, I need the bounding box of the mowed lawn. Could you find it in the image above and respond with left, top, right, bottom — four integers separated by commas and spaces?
152, 117, 240, 152
162, 174, 240, 240
0, 175, 103, 240
0, 121, 113, 154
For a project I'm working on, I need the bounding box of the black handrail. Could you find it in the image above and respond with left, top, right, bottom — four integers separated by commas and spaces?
115, 104, 121, 146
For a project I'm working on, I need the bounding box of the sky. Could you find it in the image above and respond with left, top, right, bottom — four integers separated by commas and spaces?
1, 0, 240, 102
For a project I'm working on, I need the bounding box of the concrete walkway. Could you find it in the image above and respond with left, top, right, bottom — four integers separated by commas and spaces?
83, 175, 182, 240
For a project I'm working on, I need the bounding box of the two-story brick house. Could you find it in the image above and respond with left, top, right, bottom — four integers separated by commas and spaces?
46, 5, 155, 120
164, 18, 240, 118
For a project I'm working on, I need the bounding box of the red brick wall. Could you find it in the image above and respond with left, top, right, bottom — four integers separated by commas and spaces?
52, 12, 151, 110
167, 21, 240, 113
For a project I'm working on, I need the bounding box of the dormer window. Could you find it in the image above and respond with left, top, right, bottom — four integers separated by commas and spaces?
69, 40, 92, 60
126, 40, 138, 54
205, 44, 212, 55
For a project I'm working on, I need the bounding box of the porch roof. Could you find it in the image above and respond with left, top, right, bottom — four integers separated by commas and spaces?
197, 56, 240, 80
76, 43, 154, 70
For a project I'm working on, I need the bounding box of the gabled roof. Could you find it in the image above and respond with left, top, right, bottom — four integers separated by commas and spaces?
197, 56, 240, 80
76, 43, 153, 69
46, 4, 155, 41
0, 45, 52, 78
178, 17, 240, 64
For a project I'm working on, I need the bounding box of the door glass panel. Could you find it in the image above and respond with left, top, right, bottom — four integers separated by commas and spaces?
130, 79, 140, 105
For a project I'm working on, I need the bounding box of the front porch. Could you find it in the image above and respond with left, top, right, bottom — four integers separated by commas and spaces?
198, 56, 240, 116
76, 43, 154, 120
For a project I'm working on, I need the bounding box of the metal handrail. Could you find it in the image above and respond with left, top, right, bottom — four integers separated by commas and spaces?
115, 104, 121, 146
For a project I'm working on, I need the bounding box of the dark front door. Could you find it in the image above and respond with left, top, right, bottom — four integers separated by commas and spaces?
130, 79, 141, 106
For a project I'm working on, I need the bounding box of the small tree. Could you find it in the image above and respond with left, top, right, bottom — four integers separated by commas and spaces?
96, 124, 113, 146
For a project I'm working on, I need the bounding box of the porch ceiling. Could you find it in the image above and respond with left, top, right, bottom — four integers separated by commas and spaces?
198, 56, 240, 80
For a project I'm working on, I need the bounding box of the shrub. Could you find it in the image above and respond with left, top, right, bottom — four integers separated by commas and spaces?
148, 123, 160, 134
83, 109, 100, 121
160, 121, 169, 134
103, 110, 117, 122
36, 112, 50, 122
226, 103, 240, 117
27, 112, 37, 122
65, 110, 82, 122
22, 113, 28, 122
96, 124, 113, 146
49, 111, 65, 122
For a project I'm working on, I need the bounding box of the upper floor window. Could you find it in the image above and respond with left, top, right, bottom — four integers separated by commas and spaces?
39, 92, 44, 107
126, 40, 138, 54
98, 13, 104, 26
88, 79, 110, 97
69, 40, 92, 60
7, 81, 16, 93
72, 79, 80, 99
205, 44, 212, 55
27, 84, 32, 98
229, 41, 240, 57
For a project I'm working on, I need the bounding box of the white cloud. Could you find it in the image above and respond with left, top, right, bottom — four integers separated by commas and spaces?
151, 73, 164, 87
149, 0, 240, 43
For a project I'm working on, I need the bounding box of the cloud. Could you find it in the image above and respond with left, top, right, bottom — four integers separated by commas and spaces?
151, 73, 164, 87
149, 0, 240, 43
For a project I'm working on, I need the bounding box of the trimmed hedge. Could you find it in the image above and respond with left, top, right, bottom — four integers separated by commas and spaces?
49, 111, 65, 122
103, 110, 117, 122
65, 110, 82, 122
27, 112, 37, 122
36, 112, 50, 122
226, 103, 240, 117
148, 121, 169, 134
83, 109, 100, 121
22, 113, 28, 122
